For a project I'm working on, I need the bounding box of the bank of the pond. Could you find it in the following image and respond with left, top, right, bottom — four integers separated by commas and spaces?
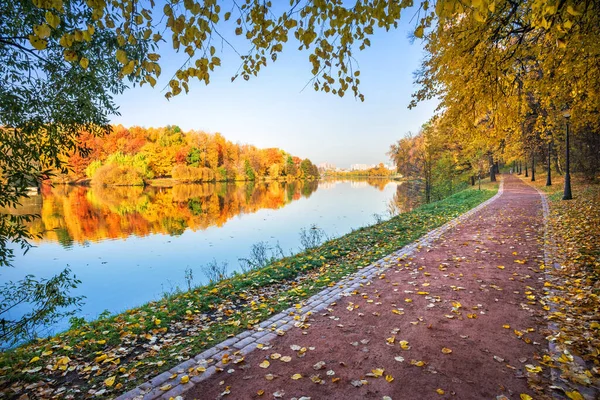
0, 181, 498, 399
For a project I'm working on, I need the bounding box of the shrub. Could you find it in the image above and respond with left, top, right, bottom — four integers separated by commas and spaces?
171, 165, 215, 183
92, 164, 145, 186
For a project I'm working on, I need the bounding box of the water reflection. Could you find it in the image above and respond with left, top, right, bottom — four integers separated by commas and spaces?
26, 180, 319, 247
387, 180, 424, 216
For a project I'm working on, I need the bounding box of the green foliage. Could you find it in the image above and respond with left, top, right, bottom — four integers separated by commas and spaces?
85, 160, 103, 179
244, 159, 256, 181
0, 268, 84, 347
187, 147, 203, 167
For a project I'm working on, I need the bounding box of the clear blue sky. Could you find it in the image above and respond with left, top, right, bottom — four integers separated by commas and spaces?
111, 6, 437, 169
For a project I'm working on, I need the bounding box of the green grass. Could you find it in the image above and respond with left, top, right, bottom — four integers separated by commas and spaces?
0, 181, 498, 398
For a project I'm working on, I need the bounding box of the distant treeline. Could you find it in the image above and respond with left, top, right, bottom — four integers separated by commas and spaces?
323, 163, 396, 178
62, 125, 319, 186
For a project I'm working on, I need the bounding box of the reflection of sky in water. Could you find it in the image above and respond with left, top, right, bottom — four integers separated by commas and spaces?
3, 180, 399, 335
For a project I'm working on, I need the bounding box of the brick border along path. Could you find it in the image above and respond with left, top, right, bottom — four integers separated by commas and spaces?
118, 179, 506, 400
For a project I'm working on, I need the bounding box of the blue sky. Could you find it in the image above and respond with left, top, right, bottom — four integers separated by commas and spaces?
112, 6, 437, 169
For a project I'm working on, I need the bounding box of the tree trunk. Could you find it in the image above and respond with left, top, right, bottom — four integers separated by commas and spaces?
525, 162, 528, 177
531, 153, 535, 181
489, 154, 496, 182
470, 175, 475, 186
554, 152, 562, 175
546, 142, 552, 186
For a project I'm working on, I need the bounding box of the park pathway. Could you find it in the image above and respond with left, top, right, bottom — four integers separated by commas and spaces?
179, 175, 551, 399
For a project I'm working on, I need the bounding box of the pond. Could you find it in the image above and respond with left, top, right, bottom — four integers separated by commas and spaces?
3, 178, 422, 337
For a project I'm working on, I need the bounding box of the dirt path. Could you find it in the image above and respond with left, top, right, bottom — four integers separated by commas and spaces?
184, 175, 551, 400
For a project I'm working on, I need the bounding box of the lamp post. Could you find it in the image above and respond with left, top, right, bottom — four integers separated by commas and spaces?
563, 110, 572, 200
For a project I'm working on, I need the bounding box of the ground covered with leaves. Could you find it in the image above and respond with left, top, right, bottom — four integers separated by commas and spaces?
0, 184, 497, 399
520, 172, 600, 399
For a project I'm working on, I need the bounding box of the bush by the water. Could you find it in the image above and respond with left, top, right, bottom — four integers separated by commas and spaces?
171, 164, 215, 183
92, 164, 145, 186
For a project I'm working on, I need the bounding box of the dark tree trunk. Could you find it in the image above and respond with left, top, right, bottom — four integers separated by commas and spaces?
494, 162, 499, 174
525, 162, 528, 177
489, 154, 496, 182
470, 176, 475, 186
531, 153, 535, 181
563, 118, 572, 200
546, 142, 552, 186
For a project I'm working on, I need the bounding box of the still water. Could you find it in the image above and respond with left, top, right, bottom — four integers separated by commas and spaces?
4, 178, 419, 335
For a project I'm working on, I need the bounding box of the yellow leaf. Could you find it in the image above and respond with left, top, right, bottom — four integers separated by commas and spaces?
57, 356, 70, 365
385, 374, 394, 383
291, 373, 302, 380
386, 336, 395, 344
441, 347, 452, 354
497, 265, 505, 269
121, 60, 135, 75
42, 350, 53, 356
566, 5, 582, 16
29, 356, 40, 363
520, 395, 533, 400
414, 26, 424, 39
116, 49, 128, 65
280, 356, 292, 362
104, 376, 116, 387
159, 384, 172, 391
257, 390, 264, 396
33, 24, 51, 39
437, 388, 445, 395
525, 364, 542, 373
180, 375, 189, 384
28, 35, 47, 50
371, 368, 384, 377
259, 360, 270, 369
565, 391, 584, 400
97, 340, 106, 345
45, 11, 60, 28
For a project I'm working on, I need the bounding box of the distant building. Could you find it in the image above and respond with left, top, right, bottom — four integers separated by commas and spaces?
318, 162, 336, 171
350, 163, 374, 171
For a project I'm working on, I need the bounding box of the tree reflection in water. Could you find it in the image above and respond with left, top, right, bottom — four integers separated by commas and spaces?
24, 180, 319, 247
387, 180, 424, 217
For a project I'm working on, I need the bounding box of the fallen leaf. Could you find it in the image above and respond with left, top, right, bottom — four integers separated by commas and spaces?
104, 376, 115, 387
